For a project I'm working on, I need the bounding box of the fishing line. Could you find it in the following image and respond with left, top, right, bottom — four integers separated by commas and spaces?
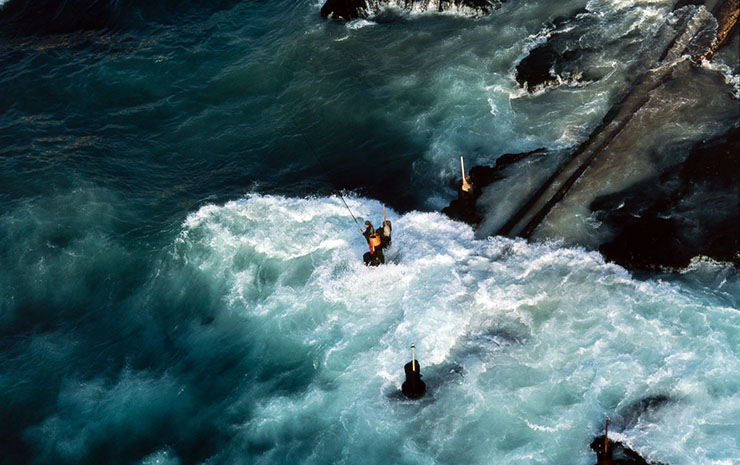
287, 12, 433, 236
290, 119, 366, 235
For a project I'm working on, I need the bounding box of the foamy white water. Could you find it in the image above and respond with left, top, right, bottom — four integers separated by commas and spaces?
149, 194, 740, 465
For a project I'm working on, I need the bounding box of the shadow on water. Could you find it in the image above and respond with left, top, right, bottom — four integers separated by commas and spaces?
0, 0, 243, 36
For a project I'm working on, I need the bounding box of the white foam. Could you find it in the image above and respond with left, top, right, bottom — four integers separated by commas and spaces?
366, 0, 496, 18
139, 448, 181, 465
172, 194, 740, 464
701, 58, 740, 99
346, 19, 377, 30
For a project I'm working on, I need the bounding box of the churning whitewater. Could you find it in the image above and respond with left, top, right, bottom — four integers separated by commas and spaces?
1, 0, 738, 464
156, 194, 740, 465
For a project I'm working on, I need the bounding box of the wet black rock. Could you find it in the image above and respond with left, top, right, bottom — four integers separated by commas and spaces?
441, 127, 738, 272
590, 436, 669, 465
515, 43, 559, 90
320, 0, 367, 20
515, 44, 587, 90
515, 7, 627, 91
441, 149, 545, 225
618, 395, 672, 431
320, 0, 499, 21
590, 396, 673, 464
595, 125, 740, 271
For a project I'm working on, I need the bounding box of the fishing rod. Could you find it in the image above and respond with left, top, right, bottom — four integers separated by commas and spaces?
286, 38, 395, 242
291, 121, 367, 238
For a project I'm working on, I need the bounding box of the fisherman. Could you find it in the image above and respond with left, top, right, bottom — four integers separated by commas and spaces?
363, 220, 375, 243
362, 220, 385, 266
379, 219, 392, 248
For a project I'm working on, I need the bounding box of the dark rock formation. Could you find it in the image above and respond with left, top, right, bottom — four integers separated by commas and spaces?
595, 125, 740, 271
321, 0, 367, 20
441, 149, 546, 225
590, 436, 669, 465
442, 183, 481, 225
441, 126, 739, 271
513, 8, 620, 92
516, 44, 565, 90
589, 396, 674, 464
618, 395, 672, 430
320, 0, 499, 21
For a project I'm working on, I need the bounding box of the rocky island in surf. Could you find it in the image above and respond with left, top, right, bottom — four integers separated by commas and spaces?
320, 0, 502, 20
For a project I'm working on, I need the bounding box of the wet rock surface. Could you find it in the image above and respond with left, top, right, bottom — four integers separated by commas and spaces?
441, 149, 545, 225
595, 125, 740, 271
590, 436, 669, 465
441, 126, 739, 271
590, 396, 673, 464
320, 0, 367, 20
320, 0, 499, 21
514, 8, 617, 91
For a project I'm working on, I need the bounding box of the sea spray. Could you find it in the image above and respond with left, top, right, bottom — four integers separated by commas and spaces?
169, 195, 740, 465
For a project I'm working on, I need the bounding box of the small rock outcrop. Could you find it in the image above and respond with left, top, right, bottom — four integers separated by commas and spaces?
441, 149, 545, 226
320, 0, 367, 19
320, 0, 499, 21
514, 8, 614, 92
590, 436, 669, 465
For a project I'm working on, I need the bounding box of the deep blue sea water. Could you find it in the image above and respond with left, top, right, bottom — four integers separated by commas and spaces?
1, 1, 739, 464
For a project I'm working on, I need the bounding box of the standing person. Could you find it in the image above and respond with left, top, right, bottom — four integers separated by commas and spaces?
380, 219, 392, 248
362, 220, 384, 266
363, 221, 374, 244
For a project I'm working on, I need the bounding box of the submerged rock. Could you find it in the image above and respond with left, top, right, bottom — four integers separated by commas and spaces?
515, 43, 564, 90
618, 395, 672, 430
320, 0, 499, 21
320, 0, 367, 20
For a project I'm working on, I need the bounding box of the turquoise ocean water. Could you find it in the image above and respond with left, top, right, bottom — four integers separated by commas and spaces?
1, 1, 739, 464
